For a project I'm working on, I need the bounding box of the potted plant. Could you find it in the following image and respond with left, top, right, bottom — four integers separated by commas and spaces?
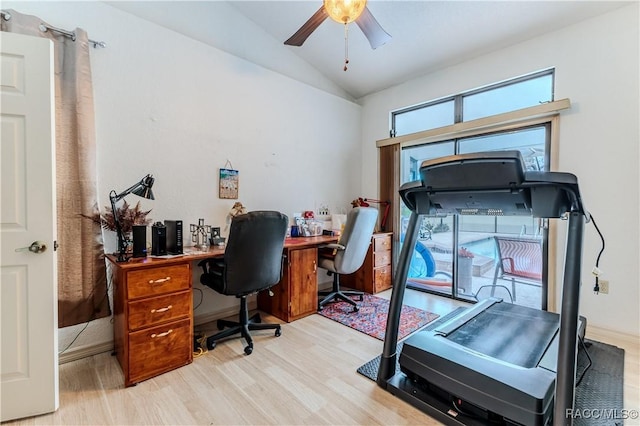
83, 201, 152, 252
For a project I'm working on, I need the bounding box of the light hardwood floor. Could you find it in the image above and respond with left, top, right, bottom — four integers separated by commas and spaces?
6, 289, 639, 425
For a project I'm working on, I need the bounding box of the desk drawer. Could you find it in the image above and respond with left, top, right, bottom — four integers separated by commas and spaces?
128, 290, 192, 331
127, 264, 190, 299
128, 318, 192, 384
374, 251, 391, 267
374, 234, 392, 252
374, 265, 392, 292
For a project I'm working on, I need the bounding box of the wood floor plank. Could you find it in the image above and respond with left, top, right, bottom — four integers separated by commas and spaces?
4, 289, 637, 425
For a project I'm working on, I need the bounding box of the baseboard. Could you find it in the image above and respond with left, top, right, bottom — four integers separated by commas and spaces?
59, 341, 114, 364
586, 324, 640, 350
58, 303, 259, 364
193, 301, 257, 327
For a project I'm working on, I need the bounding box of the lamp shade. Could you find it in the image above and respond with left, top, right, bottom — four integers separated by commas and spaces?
324, 0, 367, 24
132, 175, 155, 200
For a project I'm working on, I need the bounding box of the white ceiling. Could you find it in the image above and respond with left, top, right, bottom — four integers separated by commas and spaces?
107, 1, 630, 100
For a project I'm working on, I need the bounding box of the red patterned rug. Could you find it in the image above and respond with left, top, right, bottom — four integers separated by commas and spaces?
317, 294, 439, 341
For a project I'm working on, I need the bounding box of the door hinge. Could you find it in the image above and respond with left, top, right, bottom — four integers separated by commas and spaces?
53, 240, 59, 251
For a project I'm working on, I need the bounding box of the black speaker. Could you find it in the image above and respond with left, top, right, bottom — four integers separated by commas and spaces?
165, 220, 183, 254
151, 222, 167, 256
132, 225, 147, 258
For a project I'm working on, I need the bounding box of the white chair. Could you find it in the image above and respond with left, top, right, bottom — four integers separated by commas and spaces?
317, 207, 378, 312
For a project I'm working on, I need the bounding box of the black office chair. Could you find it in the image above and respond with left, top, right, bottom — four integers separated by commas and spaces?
198, 210, 288, 355
317, 207, 378, 312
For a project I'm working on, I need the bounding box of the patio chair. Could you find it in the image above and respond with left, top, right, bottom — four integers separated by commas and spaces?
491, 236, 543, 302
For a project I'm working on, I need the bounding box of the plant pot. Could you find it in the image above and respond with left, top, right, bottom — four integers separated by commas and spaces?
457, 256, 473, 291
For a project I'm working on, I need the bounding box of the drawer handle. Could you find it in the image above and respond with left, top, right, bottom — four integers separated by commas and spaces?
151, 329, 173, 339
151, 305, 173, 314
148, 276, 171, 284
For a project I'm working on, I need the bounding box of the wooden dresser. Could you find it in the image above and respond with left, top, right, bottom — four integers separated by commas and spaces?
342, 232, 393, 294
107, 255, 194, 387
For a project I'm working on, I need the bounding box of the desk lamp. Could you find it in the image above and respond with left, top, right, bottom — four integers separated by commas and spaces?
356, 198, 390, 231
110, 174, 155, 262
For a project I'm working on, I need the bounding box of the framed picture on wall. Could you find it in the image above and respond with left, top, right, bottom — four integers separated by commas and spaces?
219, 168, 239, 199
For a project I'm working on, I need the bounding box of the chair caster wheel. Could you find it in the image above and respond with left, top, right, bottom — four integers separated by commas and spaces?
206, 340, 217, 350
216, 320, 225, 330
275, 327, 281, 337
244, 345, 253, 355
353, 306, 359, 312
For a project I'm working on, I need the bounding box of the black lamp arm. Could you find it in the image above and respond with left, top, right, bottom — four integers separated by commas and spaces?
110, 190, 127, 262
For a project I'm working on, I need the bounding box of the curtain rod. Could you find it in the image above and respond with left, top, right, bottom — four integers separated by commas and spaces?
1, 10, 106, 48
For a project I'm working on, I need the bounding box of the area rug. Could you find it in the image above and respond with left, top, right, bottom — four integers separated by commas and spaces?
357, 308, 624, 426
317, 294, 439, 341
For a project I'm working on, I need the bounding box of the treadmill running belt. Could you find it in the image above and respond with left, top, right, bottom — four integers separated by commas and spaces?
446, 302, 558, 368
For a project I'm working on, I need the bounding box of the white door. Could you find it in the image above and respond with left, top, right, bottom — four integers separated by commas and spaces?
1, 31, 58, 422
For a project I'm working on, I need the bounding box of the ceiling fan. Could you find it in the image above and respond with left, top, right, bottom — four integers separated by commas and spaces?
284, 0, 391, 69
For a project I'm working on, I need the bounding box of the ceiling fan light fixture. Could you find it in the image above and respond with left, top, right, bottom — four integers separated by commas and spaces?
323, 0, 367, 24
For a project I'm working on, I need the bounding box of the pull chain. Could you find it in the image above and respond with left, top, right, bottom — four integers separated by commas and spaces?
343, 23, 349, 71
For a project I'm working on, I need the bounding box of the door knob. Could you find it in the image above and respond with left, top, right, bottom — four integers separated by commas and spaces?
15, 241, 47, 254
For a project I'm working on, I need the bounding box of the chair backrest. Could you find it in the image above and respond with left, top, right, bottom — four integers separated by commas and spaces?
494, 236, 542, 281
333, 207, 378, 275
223, 211, 288, 296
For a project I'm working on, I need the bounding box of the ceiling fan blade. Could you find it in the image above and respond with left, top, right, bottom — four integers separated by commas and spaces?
284, 6, 329, 47
355, 6, 391, 49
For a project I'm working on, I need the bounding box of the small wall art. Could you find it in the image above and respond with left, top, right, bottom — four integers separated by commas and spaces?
219, 161, 239, 199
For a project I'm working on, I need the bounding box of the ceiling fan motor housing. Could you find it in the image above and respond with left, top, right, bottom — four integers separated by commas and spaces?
324, 0, 367, 23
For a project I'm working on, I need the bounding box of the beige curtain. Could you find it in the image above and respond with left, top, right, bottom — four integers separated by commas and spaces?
1, 9, 109, 327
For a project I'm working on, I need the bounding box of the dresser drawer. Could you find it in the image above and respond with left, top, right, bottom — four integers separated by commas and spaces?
128, 290, 192, 331
374, 234, 392, 252
374, 251, 391, 267
126, 264, 190, 299
128, 318, 192, 384
374, 265, 392, 292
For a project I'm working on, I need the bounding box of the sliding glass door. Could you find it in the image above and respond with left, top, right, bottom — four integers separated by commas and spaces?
400, 125, 549, 309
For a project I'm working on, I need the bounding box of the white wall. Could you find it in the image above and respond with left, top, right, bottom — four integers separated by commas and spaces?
360, 4, 640, 337
3, 1, 362, 355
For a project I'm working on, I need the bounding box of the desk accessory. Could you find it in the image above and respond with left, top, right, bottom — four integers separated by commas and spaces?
165, 220, 183, 254
209, 226, 225, 246
109, 174, 155, 262
132, 225, 147, 258
190, 218, 211, 250
151, 222, 167, 255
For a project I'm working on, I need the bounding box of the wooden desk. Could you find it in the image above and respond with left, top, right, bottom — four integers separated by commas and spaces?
106, 235, 335, 386
257, 236, 337, 322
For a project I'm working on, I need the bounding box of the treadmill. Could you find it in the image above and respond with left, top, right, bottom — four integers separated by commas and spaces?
376, 151, 587, 425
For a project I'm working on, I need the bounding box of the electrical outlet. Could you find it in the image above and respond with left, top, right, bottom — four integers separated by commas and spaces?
599, 279, 609, 294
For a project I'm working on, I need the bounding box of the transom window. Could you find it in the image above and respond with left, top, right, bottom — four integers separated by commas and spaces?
391, 69, 554, 137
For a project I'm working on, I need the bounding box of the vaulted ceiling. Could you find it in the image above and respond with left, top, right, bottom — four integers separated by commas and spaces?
107, 1, 630, 101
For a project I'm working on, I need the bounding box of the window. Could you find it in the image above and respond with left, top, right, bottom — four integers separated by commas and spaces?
391, 69, 554, 137
388, 69, 557, 310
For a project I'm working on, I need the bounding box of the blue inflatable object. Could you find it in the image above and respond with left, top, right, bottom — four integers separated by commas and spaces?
409, 242, 437, 278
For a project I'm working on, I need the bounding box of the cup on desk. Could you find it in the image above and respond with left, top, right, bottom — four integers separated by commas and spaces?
290, 225, 300, 238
